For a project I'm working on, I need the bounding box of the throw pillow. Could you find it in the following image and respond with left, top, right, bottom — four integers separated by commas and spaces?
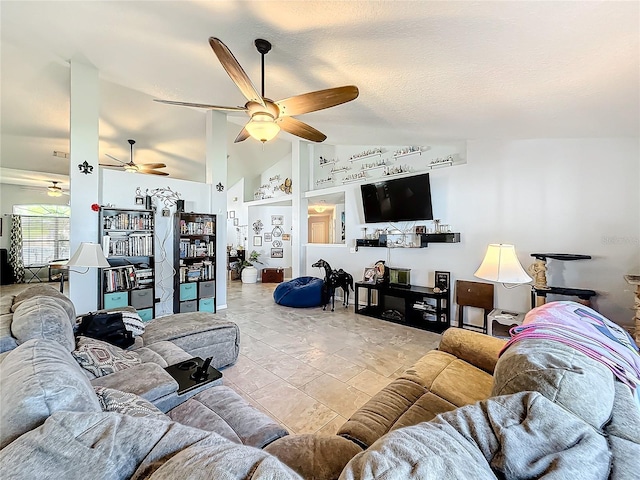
93, 386, 169, 421
118, 310, 145, 336
72, 336, 141, 378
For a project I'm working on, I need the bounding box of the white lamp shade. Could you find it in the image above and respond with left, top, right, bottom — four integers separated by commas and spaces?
245, 113, 280, 142
474, 244, 532, 284
66, 243, 110, 268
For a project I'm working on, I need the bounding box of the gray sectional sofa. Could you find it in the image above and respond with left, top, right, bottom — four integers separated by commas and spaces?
1, 285, 638, 479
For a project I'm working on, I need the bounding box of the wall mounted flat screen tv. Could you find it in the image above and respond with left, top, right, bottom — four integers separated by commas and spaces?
360, 173, 434, 223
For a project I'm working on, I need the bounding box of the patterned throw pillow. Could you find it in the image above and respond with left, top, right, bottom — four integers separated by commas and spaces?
119, 310, 145, 336
93, 386, 169, 421
72, 336, 141, 378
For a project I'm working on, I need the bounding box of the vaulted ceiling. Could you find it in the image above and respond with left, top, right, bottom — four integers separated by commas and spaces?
1, 1, 638, 187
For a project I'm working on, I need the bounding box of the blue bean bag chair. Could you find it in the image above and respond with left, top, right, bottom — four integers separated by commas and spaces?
273, 276, 324, 308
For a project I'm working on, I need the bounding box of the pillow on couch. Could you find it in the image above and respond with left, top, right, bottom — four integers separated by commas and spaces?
11, 284, 76, 321
0, 339, 101, 449
93, 386, 169, 421
10, 296, 76, 351
76, 309, 145, 337
72, 336, 141, 379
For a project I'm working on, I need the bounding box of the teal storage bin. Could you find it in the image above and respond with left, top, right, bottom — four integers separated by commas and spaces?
199, 298, 214, 313
137, 308, 153, 322
180, 283, 197, 301
104, 292, 128, 309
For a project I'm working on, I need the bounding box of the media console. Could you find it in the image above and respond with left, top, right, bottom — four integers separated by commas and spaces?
354, 282, 451, 333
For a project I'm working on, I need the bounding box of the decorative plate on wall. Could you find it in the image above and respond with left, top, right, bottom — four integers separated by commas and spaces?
272, 240, 283, 248
272, 226, 283, 237
253, 219, 264, 234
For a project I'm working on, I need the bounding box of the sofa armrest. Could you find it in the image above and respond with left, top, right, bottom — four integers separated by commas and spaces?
90, 362, 177, 403
264, 434, 362, 480
438, 327, 506, 374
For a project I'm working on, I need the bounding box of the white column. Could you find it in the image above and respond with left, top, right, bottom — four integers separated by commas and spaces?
69, 60, 100, 314
291, 139, 310, 278
205, 111, 228, 309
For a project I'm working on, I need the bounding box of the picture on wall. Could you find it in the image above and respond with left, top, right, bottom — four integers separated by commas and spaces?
228, 211, 235, 218
282, 233, 291, 241
233, 218, 239, 226
264, 233, 272, 242
253, 236, 262, 246
271, 215, 284, 226
435, 271, 450, 292
271, 248, 283, 258
363, 267, 377, 284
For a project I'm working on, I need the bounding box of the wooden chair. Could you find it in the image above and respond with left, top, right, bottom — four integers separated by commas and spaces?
455, 280, 494, 334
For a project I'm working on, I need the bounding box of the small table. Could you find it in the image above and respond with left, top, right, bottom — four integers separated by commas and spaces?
24, 264, 47, 283
487, 309, 526, 338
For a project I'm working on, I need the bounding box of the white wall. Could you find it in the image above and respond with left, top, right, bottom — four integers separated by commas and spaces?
305, 138, 640, 329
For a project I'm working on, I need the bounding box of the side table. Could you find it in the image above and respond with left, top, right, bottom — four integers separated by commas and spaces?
487, 309, 526, 338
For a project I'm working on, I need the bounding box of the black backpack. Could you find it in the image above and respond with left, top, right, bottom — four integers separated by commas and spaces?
77, 312, 134, 349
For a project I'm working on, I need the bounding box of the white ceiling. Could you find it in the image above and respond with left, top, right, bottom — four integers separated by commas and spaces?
1, 1, 638, 187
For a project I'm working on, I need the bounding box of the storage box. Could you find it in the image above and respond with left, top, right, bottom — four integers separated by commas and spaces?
199, 298, 215, 312
180, 283, 197, 301
179, 300, 197, 313
104, 292, 128, 309
262, 268, 284, 283
131, 288, 153, 309
199, 280, 215, 298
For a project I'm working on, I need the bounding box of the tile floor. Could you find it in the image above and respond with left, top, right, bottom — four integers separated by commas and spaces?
217, 280, 442, 435
0, 279, 443, 436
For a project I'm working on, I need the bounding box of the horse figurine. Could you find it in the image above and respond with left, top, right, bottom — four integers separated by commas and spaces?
312, 259, 353, 311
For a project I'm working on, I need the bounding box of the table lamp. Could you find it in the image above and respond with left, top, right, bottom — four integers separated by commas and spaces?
474, 244, 532, 288
60, 242, 110, 292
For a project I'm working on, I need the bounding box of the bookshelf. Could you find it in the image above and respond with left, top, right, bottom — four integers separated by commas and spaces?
173, 212, 217, 314
98, 208, 156, 321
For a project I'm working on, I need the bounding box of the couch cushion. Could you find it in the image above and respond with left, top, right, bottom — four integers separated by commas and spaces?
0, 294, 15, 315
0, 339, 101, 449
604, 381, 640, 479
492, 338, 615, 429
72, 336, 141, 379
11, 296, 75, 351
135, 340, 192, 367
11, 284, 76, 321
0, 312, 18, 353
142, 313, 239, 368
93, 386, 169, 421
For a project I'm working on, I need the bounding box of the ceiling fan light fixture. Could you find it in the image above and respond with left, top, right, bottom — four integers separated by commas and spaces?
124, 164, 139, 173
47, 182, 63, 197
246, 112, 280, 143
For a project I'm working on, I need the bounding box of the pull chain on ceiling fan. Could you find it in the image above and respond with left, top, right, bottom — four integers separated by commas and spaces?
100, 139, 169, 176
155, 37, 359, 144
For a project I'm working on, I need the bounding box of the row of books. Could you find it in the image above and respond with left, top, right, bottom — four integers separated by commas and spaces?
180, 219, 214, 235
103, 266, 138, 293
103, 234, 153, 257
179, 260, 215, 283
179, 239, 214, 259
104, 213, 153, 231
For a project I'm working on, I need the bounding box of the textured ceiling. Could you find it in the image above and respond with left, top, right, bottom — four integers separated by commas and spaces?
1, 1, 638, 187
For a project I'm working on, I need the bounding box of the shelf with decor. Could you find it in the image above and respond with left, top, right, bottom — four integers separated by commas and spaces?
98, 207, 156, 322
349, 152, 382, 162
173, 212, 217, 314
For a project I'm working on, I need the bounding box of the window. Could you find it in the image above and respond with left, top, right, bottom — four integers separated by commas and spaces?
13, 205, 71, 266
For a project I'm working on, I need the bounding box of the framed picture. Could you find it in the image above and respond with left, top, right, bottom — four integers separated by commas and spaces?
253, 236, 262, 246
233, 218, 239, 226
415, 225, 426, 234
282, 233, 291, 241
271, 215, 284, 226
363, 267, 377, 284
272, 226, 283, 237
271, 248, 283, 258
135, 195, 144, 205
435, 271, 450, 292
264, 233, 272, 242
228, 210, 235, 218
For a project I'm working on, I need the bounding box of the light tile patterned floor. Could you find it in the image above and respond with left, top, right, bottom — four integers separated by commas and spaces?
217, 281, 442, 435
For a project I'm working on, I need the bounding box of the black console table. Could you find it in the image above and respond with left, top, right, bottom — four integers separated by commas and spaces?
354, 282, 450, 333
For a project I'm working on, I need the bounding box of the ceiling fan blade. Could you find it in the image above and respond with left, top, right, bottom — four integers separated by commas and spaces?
209, 37, 265, 108
105, 153, 128, 165
138, 163, 167, 170
234, 127, 250, 143
154, 99, 247, 112
277, 117, 327, 142
276, 85, 359, 117
143, 170, 170, 176
99, 164, 124, 169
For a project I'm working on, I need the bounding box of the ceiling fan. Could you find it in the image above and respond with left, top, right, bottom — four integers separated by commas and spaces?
100, 139, 169, 176
155, 37, 359, 143
47, 181, 68, 197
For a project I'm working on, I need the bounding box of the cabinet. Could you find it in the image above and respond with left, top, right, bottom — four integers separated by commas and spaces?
99, 208, 156, 321
354, 282, 450, 333
173, 212, 216, 314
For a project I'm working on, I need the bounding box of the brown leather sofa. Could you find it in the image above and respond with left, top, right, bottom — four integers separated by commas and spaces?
265, 328, 507, 478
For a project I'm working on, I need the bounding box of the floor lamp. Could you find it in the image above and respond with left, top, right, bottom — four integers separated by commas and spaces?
62, 242, 110, 293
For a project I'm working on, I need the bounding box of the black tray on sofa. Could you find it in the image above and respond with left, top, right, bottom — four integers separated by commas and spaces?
164, 357, 223, 395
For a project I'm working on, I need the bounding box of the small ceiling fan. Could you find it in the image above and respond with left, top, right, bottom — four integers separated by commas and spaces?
155, 37, 359, 143
47, 181, 68, 197
100, 139, 169, 176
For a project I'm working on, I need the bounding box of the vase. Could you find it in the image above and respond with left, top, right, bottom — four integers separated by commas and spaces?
241, 266, 258, 284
